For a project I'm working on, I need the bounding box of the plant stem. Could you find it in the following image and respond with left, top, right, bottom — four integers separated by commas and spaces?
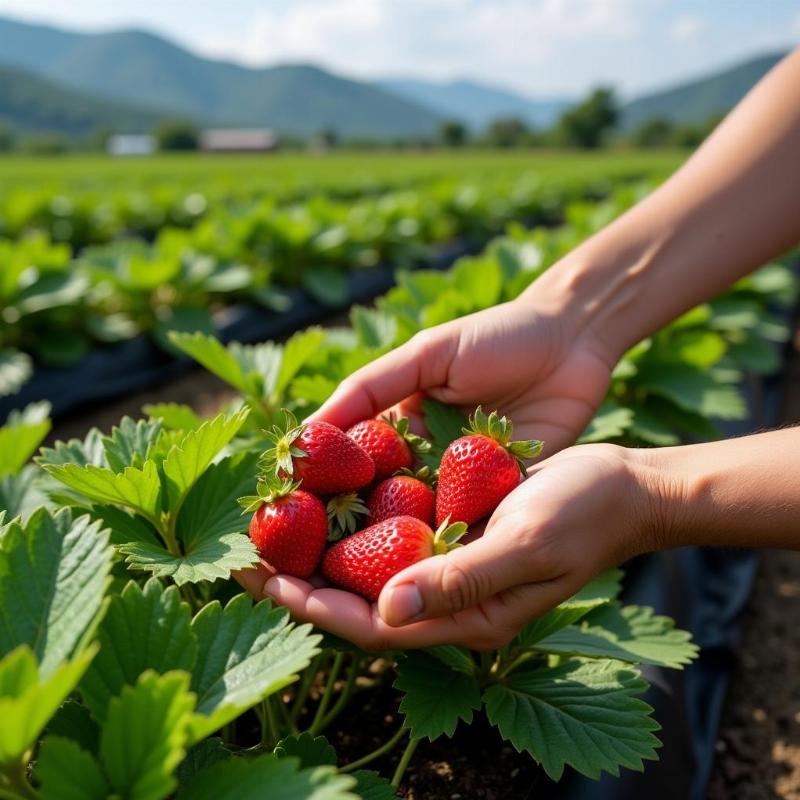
497, 651, 536, 680
316, 656, 362, 732
391, 736, 420, 788
309, 652, 344, 735
262, 697, 280, 747
0, 760, 36, 800
276, 691, 298, 735
341, 726, 408, 773
291, 653, 324, 726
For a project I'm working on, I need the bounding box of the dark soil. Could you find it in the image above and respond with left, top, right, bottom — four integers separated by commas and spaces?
47, 325, 800, 800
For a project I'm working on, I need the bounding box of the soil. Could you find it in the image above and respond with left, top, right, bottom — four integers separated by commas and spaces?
46, 325, 800, 800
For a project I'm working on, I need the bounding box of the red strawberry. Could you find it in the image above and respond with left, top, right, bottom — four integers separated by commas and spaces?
366, 468, 435, 525
435, 407, 543, 526
347, 417, 430, 480
262, 410, 375, 495
322, 515, 466, 601
240, 480, 327, 579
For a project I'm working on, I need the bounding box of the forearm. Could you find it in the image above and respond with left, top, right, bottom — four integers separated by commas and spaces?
632, 428, 800, 551
524, 49, 800, 363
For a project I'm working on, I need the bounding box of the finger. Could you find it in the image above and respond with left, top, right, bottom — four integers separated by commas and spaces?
265, 574, 574, 650
232, 560, 276, 598
377, 527, 553, 627
308, 330, 455, 430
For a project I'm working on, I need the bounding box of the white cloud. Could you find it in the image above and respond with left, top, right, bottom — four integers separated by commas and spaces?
669, 13, 705, 42
196, 0, 644, 94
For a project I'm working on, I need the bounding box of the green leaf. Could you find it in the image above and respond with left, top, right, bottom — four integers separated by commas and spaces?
175, 738, 231, 788
0, 645, 96, 766
169, 332, 248, 393
42, 461, 162, 521
81, 579, 197, 722
353, 771, 399, 800
144, 403, 204, 432
37, 429, 107, 469
395, 651, 481, 740
516, 569, 622, 647
119, 452, 259, 585
177, 755, 357, 800
0, 508, 112, 676
37, 736, 109, 800
635, 363, 746, 420
162, 408, 249, 510
0, 348, 32, 397
274, 328, 327, 397
153, 306, 216, 355
578, 401, 633, 444
0, 412, 51, 479
45, 700, 100, 754
350, 306, 397, 350
532, 603, 698, 669
91, 505, 160, 547
290, 375, 338, 407
628, 407, 680, 447
663, 330, 726, 368
303, 266, 349, 307
0, 465, 50, 519
188, 595, 321, 740
102, 417, 163, 473
100, 671, 195, 800
274, 733, 337, 767
425, 645, 476, 675
421, 398, 465, 461
484, 659, 660, 781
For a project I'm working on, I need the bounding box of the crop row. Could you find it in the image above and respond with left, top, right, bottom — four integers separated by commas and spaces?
0, 175, 644, 400
0, 195, 794, 797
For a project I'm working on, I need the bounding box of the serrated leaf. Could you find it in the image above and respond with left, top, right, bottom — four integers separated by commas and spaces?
484, 659, 660, 781
43, 461, 162, 522
0, 465, 50, 519
274, 733, 337, 767
169, 332, 248, 393
175, 738, 231, 788
102, 417, 163, 473
177, 755, 357, 800
353, 770, 399, 800
188, 595, 321, 740
425, 645, 476, 675
0, 348, 33, 397
635, 363, 747, 420
91, 504, 160, 547
0, 645, 96, 765
45, 699, 100, 754
81, 579, 197, 722
421, 398, 466, 459
144, 403, 204, 432
162, 409, 249, 510
37, 429, 107, 469
533, 603, 698, 669
516, 569, 623, 647
578, 401, 633, 444
37, 736, 109, 800
395, 651, 481, 740
0, 414, 51, 479
100, 671, 195, 800
0, 508, 112, 676
273, 328, 327, 397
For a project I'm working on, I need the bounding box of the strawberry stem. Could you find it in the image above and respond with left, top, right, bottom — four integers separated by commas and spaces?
464, 406, 544, 473
432, 518, 468, 554
258, 408, 307, 480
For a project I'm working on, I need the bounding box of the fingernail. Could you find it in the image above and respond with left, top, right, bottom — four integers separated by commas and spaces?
264, 575, 284, 601
385, 582, 423, 624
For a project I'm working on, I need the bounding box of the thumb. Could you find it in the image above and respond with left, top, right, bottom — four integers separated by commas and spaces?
377, 529, 544, 626
309, 327, 455, 430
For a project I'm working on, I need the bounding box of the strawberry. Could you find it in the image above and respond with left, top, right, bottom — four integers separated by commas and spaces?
239, 480, 327, 579
347, 416, 430, 480
435, 407, 543, 526
366, 468, 435, 525
322, 515, 467, 601
327, 492, 370, 541
261, 410, 375, 495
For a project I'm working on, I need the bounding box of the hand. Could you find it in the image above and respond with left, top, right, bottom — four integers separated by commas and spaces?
237, 444, 659, 650
309, 293, 615, 456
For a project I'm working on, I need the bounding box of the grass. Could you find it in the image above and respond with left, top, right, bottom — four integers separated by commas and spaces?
0, 149, 687, 193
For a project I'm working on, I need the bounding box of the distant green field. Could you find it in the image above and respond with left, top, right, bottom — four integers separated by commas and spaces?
0, 149, 686, 193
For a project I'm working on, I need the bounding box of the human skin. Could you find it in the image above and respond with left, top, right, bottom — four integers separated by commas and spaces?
236, 48, 800, 650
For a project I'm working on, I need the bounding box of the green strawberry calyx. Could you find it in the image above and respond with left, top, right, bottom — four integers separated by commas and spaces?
238, 477, 301, 515
463, 406, 544, 473
395, 465, 438, 487
385, 414, 432, 457
432, 518, 469, 555
258, 409, 307, 480
327, 493, 370, 541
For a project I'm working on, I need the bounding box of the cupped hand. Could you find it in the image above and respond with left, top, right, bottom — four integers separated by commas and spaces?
236, 444, 659, 651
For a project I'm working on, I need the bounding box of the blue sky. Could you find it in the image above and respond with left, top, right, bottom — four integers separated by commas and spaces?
0, 0, 796, 98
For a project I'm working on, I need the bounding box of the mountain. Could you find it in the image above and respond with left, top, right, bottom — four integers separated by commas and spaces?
379, 77, 571, 130
622, 52, 787, 129
0, 64, 161, 137
0, 15, 441, 138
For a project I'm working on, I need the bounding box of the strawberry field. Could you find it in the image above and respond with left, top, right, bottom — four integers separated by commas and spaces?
0, 150, 795, 799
